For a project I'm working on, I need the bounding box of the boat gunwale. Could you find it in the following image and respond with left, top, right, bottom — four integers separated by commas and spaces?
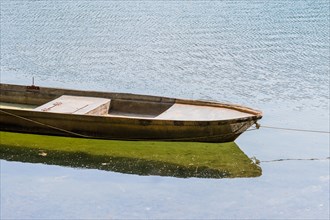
0, 107, 260, 127
0, 83, 263, 120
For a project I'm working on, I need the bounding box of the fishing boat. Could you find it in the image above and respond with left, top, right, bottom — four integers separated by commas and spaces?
0, 83, 262, 143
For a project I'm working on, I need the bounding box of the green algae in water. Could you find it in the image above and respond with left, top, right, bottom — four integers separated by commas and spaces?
0, 131, 261, 178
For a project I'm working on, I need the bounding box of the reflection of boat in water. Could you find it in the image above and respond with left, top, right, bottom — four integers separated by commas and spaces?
0, 132, 262, 179
0, 83, 262, 143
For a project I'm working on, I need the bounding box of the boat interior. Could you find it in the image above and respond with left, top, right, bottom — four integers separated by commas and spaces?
0, 84, 258, 121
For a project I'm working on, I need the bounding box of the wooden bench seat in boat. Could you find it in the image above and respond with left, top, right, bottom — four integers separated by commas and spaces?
34, 95, 110, 116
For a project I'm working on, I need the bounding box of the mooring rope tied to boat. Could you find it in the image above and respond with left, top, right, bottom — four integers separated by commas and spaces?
1, 109, 329, 142
248, 123, 330, 134
260, 125, 330, 134
0, 109, 93, 139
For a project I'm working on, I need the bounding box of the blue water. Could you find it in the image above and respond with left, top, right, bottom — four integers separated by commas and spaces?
1, 0, 329, 219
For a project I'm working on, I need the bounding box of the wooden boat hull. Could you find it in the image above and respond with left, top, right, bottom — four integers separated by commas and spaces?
0, 84, 262, 143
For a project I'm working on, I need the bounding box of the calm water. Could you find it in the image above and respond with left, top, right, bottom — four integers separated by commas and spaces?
1, 0, 329, 219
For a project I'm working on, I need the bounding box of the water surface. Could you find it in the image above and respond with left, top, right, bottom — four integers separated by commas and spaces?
1, 0, 329, 219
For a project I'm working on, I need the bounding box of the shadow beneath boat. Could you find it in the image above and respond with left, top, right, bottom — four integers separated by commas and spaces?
0, 132, 262, 179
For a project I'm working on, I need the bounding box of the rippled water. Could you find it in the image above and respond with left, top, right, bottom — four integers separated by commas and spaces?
1, 0, 329, 219
1, 0, 329, 109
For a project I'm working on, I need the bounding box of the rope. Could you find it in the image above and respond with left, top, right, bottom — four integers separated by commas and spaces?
0, 109, 94, 139
2, 108, 328, 142
245, 128, 259, 132
260, 125, 330, 134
